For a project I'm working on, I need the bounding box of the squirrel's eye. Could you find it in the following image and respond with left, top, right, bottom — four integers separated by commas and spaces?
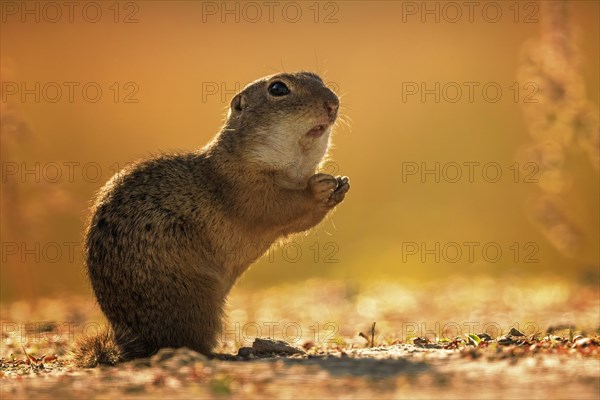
268, 81, 290, 97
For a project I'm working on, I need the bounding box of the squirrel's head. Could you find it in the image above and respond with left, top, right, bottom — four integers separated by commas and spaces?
221, 71, 339, 188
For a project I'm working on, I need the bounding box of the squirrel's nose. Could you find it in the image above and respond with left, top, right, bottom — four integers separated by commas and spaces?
324, 100, 339, 116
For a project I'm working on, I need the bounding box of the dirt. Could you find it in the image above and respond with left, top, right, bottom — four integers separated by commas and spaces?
1, 278, 599, 399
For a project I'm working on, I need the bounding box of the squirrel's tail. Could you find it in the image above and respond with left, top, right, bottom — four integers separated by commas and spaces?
74, 326, 150, 368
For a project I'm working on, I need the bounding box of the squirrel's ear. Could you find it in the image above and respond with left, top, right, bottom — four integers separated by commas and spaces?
230, 94, 245, 113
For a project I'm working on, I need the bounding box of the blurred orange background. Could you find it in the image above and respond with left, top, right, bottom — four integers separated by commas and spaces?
1, 1, 598, 301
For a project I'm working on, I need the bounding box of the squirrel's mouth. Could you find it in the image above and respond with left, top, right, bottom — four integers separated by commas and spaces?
306, 124, 329, 138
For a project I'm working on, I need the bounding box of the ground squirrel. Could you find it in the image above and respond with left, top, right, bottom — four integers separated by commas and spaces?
76, 72, 350, 367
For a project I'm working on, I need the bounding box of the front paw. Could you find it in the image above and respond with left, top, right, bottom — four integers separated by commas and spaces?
326, 176, 350, 206
308, 174, 350, 206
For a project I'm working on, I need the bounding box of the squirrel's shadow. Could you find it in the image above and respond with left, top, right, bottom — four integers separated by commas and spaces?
215, 354, 433, 380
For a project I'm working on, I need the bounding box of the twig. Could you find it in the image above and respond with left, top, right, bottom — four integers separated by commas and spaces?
370, 322, 376, 347
358, 322, 377, 348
